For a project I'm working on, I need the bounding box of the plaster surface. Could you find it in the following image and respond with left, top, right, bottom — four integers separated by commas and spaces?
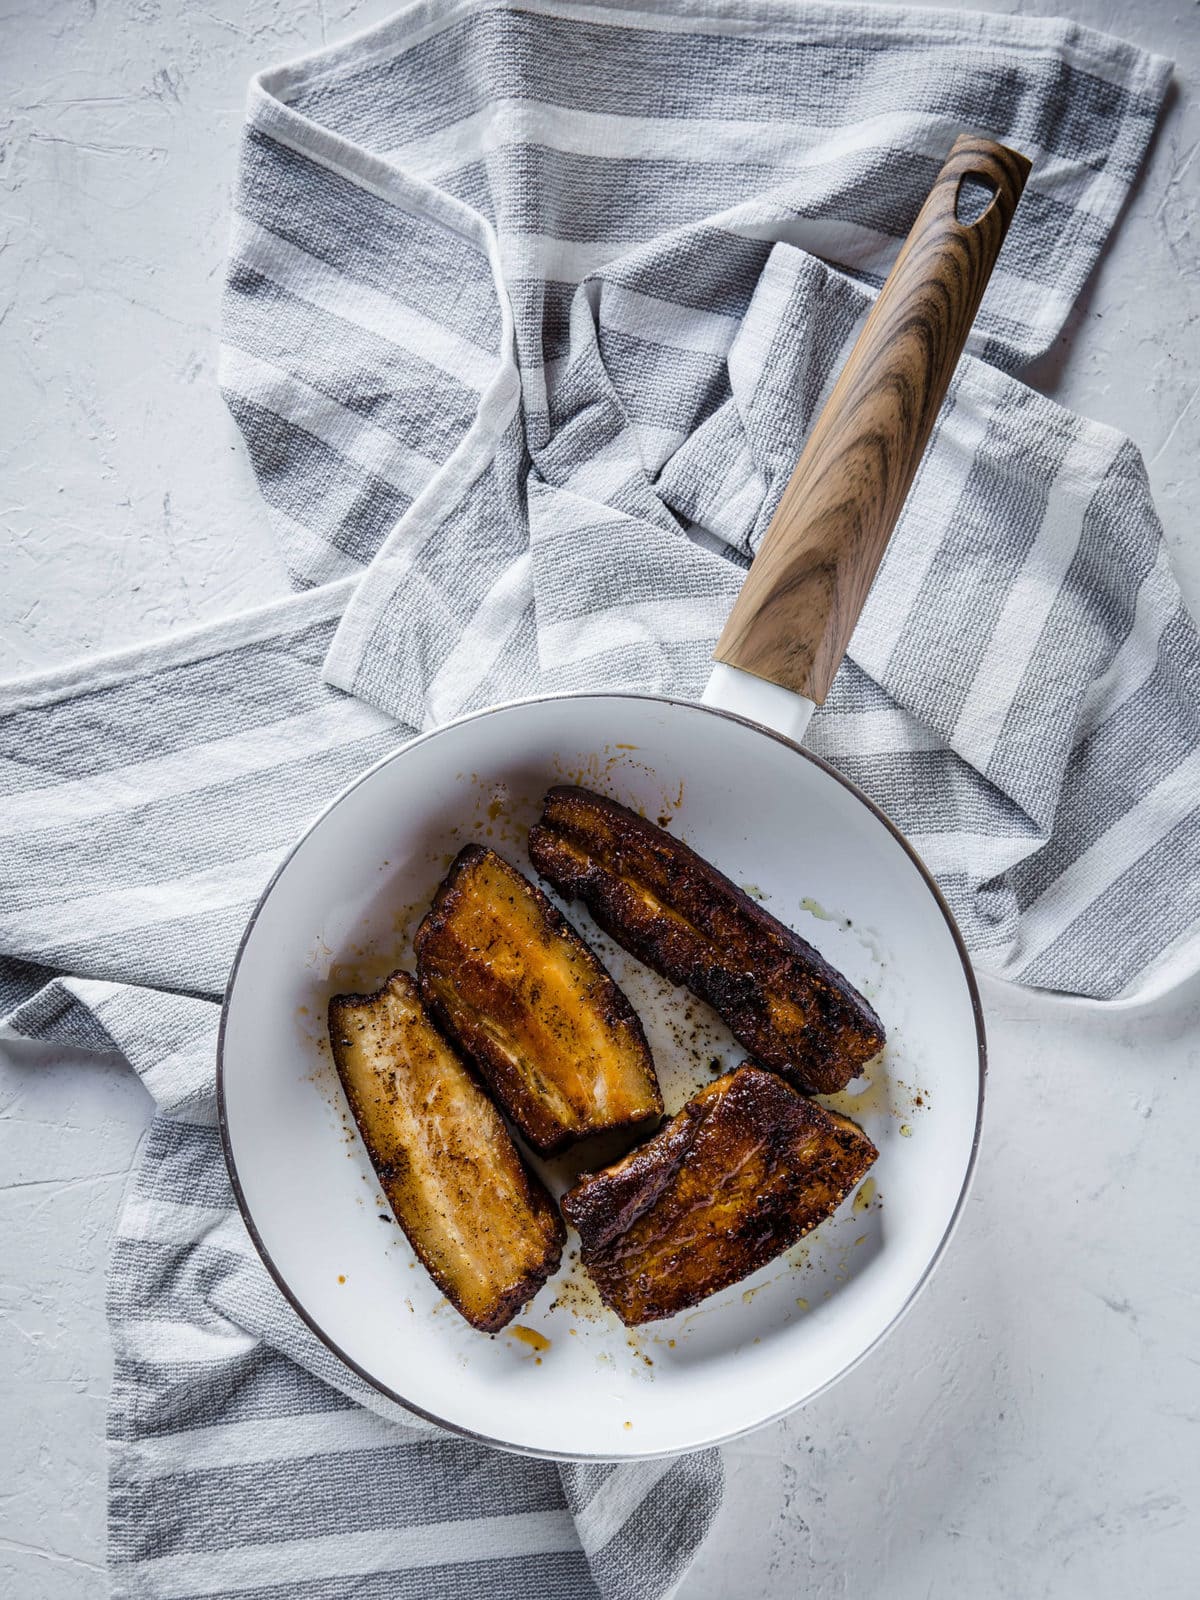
1, 2, 1197, 1596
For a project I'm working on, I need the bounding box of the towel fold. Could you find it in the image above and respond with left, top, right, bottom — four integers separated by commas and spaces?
1, 3, 1194, 1597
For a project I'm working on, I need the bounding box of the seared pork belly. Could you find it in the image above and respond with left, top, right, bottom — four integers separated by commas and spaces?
416, 844, 662, 1154
562, 1064, 877, 1326
529, 786, 884, 1095
329, 971, 564, 1332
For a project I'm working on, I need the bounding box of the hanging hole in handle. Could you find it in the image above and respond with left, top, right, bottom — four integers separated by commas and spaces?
955, 171, 999, 226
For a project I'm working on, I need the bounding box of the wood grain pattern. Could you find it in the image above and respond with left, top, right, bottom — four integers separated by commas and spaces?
713, 135, 1031, 703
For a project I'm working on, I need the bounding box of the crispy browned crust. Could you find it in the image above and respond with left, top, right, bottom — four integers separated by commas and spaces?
414, 844, 663, 1155
528, 785, 885, 1095
562, 1064, 877, 1326
328, 971, 564, 1333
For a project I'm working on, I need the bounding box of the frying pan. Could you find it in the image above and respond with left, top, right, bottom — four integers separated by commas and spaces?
219, 136, 1030, 1459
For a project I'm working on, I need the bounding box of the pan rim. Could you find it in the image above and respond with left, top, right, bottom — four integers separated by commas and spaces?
217, 689, 987, 1462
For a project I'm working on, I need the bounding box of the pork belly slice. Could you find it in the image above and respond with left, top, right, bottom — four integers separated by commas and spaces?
528, 785, 884, 1095
328, 971, 564, 1333
562, 1064, 877, 1326
415, 844, 663, 1155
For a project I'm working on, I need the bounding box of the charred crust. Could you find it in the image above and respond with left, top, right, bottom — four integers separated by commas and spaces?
562, 1091, 710, 1253
561, 1065, 878, 1326
529, 786, 885, 1096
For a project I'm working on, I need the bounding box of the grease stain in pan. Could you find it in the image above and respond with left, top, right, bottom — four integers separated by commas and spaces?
507, 1325, 551, 1356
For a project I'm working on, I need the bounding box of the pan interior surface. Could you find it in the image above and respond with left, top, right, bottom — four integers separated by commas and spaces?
220, 694, 983, 1459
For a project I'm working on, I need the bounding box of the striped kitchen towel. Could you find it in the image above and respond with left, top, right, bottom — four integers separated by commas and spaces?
1, 2, 1196, 1596
4, 973, 719, 1600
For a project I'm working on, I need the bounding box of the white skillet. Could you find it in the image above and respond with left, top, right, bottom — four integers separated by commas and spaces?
219, 137, 1029, 1459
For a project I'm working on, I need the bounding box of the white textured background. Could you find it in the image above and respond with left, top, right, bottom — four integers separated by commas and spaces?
1, 1, 1198, 1596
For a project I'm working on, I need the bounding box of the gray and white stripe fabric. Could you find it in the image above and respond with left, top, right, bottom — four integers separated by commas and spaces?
217, 0, 1195, 1001
0, 0, 1196, 1595
3, 974, 718, 1600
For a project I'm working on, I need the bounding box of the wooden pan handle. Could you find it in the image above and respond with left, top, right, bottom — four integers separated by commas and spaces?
713, 134, 1031, 704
